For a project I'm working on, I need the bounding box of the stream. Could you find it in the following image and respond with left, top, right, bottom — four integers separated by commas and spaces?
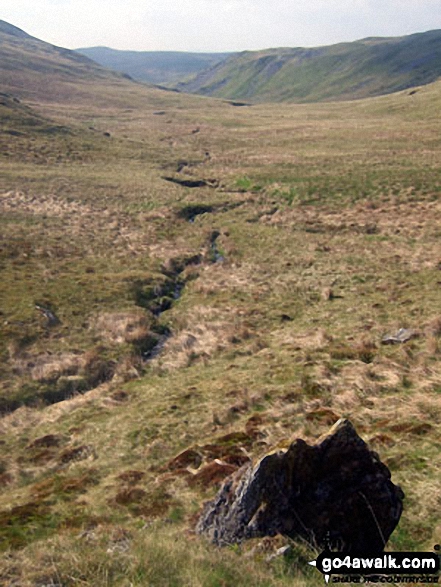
142, 214, 225, 361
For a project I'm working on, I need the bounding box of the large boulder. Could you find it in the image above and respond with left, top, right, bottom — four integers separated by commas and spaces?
197, 419, 404, 553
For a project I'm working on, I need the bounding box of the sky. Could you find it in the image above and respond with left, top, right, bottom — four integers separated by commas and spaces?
2, 0, 441, 53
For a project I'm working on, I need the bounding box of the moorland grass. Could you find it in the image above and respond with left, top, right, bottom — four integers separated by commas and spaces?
1, 67, 441, 584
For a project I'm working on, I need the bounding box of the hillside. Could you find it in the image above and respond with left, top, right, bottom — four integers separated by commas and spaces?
0, 19, 135, 102
177, 29, 441, 102
76, 46, 232, 85
1, 19, 441, 587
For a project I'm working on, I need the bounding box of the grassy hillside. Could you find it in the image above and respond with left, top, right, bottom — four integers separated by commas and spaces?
76, 47, 232, 85
177, 29, 441, 102
0, 19, 136, 102
1, 20, 441, 586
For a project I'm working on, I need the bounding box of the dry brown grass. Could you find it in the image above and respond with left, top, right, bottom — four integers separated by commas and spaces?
11, 351, 85, 382
1, 55, 441, 584
425, 316, 441, 337
274, 328, 332, 352
154, 306, 240, 370
94, 311, 152, 346
0, 190, 93, 218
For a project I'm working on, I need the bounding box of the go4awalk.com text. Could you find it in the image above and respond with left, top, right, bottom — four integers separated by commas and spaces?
309, 552, 440, 584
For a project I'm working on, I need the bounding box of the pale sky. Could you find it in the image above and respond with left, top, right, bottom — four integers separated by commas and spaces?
2, 0, 441, 52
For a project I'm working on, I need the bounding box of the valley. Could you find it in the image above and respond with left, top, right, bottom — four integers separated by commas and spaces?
1, 19, 441, 586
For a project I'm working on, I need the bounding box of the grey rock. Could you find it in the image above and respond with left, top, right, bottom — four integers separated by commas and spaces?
265, 545, 293, 562
197, 419, 404, 553
381, 328, 419, 345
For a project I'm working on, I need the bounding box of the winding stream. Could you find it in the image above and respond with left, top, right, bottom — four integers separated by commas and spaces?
142, 213, 225, 361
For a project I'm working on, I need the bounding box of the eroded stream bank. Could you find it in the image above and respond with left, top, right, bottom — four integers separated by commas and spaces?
139, 227, 226, 362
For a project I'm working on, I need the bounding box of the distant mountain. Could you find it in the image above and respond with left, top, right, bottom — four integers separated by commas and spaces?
176, 30, 441, 103
75, 47, 232, 85
0, 19, 131, 101
4, 19, 441, 105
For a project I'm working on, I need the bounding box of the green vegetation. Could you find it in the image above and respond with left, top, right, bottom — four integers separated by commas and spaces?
178, 29, 441, 102
1, 19, 441, 586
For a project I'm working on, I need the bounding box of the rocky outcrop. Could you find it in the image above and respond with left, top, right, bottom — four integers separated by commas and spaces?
197, 419, 404, 553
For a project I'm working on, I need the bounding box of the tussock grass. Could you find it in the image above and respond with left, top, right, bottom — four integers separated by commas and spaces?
94, 311, 154, 346
0, 523, 316, 586
1, 57, 441, 584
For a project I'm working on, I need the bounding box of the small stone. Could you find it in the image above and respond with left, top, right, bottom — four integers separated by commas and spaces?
266, 545, 292, 562
381, 328, 419, 345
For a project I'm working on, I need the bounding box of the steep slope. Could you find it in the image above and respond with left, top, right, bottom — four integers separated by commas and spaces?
177, 29, 441, 102
0, 20, 133, 101
76, 47, 232, 85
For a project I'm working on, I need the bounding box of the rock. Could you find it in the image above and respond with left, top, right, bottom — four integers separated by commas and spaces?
381, 328, 419, 345
196, 419, 404, 553
35, 303, 60, 327
266, 544, 292, 562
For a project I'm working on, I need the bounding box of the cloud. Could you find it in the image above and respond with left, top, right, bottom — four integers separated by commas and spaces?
1, 0, 440, 51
